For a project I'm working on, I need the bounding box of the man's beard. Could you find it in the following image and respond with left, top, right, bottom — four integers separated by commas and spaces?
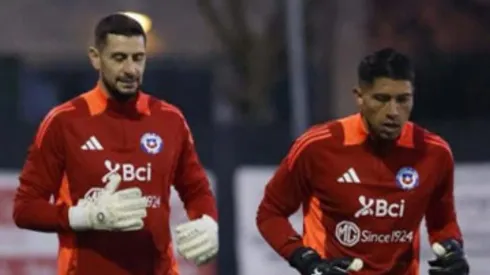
364, 117, 397, 143
101, 75, 139, 102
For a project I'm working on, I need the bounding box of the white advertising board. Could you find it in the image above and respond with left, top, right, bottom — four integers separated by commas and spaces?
234, 164, 490, 275
0, 171, 216, 275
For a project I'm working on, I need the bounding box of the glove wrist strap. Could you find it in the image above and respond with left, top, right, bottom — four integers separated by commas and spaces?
68, 205, 91, 230
289, 247, 322, 274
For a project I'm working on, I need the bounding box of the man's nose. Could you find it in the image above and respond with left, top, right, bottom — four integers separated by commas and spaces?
386, 100, 399, 118
123, 61, 138, 75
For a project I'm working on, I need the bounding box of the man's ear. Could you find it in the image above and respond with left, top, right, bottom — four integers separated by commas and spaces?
353, 86, 363, 108
88, 46, 101, 70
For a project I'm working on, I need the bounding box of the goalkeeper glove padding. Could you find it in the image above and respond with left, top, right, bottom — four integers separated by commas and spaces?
68, 174, 148, 231
428, 239, 469, 275
289, 247, 363, 275
175, 215, 218, 265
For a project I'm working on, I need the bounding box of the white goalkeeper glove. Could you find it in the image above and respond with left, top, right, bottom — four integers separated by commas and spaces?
175, 215, 219, 265
68, 174, 148, 231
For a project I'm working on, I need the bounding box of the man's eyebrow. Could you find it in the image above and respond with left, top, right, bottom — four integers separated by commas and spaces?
111, 52, 127, 56
371, 91, 412, 95
111, 52, 145, 56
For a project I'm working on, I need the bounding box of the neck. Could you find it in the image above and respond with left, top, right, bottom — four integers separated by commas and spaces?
361, 115, 397, 147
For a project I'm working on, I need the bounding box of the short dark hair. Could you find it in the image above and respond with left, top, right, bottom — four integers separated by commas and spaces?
94, 13, 146, 49
358, 48, 414, 86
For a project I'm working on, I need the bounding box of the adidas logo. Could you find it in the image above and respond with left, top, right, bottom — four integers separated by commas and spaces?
81, 136, 104, 151
337, 168, 360, 183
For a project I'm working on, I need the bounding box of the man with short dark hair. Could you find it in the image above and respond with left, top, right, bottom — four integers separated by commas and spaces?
13, 13, 218, 275
256, 48, 469, 274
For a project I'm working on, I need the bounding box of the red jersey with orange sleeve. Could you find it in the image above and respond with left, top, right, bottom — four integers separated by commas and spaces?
256, 113, 462, 275
13, 85, 217, 275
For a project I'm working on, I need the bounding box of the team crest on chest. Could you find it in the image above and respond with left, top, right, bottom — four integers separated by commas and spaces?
395, 167, 419, 190
140, 133, 163, 155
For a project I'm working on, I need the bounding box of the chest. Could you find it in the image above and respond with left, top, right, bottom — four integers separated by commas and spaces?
309, 146, 441, 220
61, 115, 181, 199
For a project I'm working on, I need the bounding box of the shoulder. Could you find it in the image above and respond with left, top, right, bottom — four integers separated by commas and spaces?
37, 96, 86, 127
149, 97, 187, 125
47, 89, 114, 122
156, 99, 186, 119
286, 115, 355, 163
34, 99, 80, 147
418, 124, 453, 162
286, 122, 338, 169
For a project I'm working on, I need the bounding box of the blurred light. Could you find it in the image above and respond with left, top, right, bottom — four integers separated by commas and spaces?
120, 12, 153, 33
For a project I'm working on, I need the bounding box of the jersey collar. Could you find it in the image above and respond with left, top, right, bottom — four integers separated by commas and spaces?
81, 83, 151, 116
341, 113, 414, 148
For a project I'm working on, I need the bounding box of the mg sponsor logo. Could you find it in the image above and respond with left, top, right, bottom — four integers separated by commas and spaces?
354, 195, 405, 218
335, 221, 361, 247
103, 160, 152, 183
335, 221, 413, 247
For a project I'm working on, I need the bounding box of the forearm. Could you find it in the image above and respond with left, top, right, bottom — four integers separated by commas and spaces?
425, 199, 462, 244
426, 148, 462, 244
425, 193, 462, 243
427, 217, 462, 244
13, 197, 71, 232
181, 178, 217, 220
256, 204, 303, 259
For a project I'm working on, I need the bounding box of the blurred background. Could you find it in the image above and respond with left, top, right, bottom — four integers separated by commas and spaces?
0, 0, 489, 274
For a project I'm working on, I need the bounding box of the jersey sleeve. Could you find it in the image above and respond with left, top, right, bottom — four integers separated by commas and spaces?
424, 145, 463, 245
172, 117, 217, 221
13, 106, 73, 232
256, 140, 313, 260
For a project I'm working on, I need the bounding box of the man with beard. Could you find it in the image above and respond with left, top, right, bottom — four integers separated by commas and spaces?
12, 14, 218, 275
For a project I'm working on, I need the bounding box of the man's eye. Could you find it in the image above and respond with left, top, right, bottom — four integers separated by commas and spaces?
133, 54, 145, 61
373, 95, 390, 102
112, 55, 127, 62
396, 95, 411, 103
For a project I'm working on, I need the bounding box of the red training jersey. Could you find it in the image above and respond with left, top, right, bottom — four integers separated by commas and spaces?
13, 84, 217, 275
256, 113, 462, 274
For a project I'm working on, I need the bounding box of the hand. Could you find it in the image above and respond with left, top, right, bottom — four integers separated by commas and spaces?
175, 215, 218, 265
68, 174, 148, 231
308, 258, 364, 275
428, 239, 470, 275
289, 247, 363, 275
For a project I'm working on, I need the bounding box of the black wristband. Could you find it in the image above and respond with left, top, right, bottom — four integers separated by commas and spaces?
289, 247, 322, 274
